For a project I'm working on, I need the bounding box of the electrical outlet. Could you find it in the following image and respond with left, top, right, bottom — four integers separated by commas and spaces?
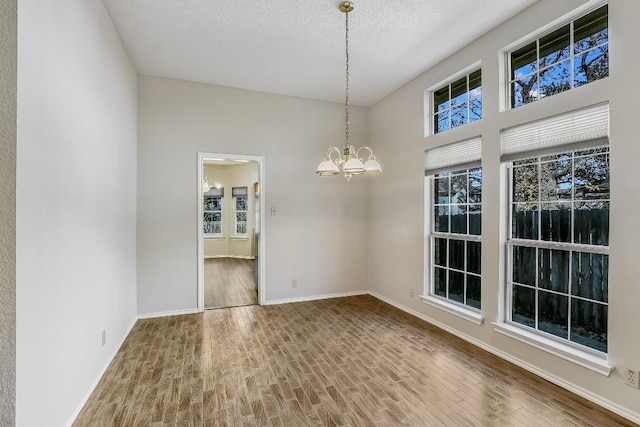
624, 369, 640, 389
101, 330, 106, 346
409, 288, 415, 298
292, 279, 298, 288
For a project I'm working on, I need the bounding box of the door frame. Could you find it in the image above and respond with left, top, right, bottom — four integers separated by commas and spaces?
197, 152, 266, 311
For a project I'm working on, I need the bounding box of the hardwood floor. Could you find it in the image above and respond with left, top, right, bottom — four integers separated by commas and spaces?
205, 258, 257, 309
73, 296, 634, 426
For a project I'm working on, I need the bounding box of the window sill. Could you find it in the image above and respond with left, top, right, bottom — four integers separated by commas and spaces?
420, 295, 484, 325
492, 321, 613, 376
230, 236, 249, 241
204, 235, 224, 240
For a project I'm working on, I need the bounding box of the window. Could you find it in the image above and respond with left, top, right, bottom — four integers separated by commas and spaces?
498, 103, 611, 369
424, 138, 483, 321
509, 4, 608, 108
508, 146, 609, 353
433, 69, 482, 134
203, 188, 223, 235
431, 168, 482, 309
232, 186, 248, 236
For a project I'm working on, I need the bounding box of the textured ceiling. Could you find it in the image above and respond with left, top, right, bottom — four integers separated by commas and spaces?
104, 0, 538, 106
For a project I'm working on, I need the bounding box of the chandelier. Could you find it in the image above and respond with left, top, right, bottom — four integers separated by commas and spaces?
203, 169, 223, 193
316, 1, 382, 181
203, 168, 211, 192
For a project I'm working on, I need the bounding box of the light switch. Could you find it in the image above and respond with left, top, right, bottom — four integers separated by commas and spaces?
270, 207, 277, 215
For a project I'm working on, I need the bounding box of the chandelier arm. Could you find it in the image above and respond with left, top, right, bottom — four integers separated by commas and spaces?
326, 146, 342, 160
356, 146, 374, 160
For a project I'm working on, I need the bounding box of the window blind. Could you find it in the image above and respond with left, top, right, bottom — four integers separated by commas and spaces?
205, 187, 224, 197
500, 102, 609, 161
232, 186, 248, 197
425, 136, 482, 176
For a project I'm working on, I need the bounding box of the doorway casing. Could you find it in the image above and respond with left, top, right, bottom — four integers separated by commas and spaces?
197, 152, 266, 311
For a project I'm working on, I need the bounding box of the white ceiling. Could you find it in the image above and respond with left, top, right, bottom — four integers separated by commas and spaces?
104, 0, 538, 107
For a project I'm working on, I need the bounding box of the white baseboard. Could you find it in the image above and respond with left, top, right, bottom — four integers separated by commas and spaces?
263, 290, 368, 306
367, 291, 640, 425
64, 316, 138, 427
137, 307, 201, 319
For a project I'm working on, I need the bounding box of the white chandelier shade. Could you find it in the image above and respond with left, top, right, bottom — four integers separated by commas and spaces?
316, 145, 382, 180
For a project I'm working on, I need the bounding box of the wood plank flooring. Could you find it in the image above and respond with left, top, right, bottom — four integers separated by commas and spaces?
205, 258, 257, 309
73, 295, 635, 426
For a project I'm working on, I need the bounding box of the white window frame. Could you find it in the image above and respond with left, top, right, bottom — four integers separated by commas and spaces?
505, 147, 610, 348
495, 101, 612, 374
203, 193, 223, 237
233, 192, 248, 237
423, 138, 484, 325
431, 69, 482, 135
495, 147, 612, 376
425, 62, 481, 137
506, 2, 608, 110
426, 233, 483, 323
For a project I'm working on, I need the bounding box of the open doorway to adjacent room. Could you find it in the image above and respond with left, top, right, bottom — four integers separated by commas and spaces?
197, 153, 265, 311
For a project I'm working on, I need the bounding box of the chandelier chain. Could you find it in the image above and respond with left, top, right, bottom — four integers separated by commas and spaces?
344, 9, 350, 147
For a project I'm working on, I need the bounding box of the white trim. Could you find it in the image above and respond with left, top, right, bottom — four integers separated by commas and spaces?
420, 294, 484, 325
492, 321, 612, 376
501, 1, 608, 112
425, 62, 482, 137
423, 175, 430, 287
424, 170, 484, 313
137, 308, 200, 320
197, 152, 267, 311
427, 61, 482, 93
204, 255, 255, 260
508, 238, 609, 255
371, 291, 489, 337
367, 291, 639, 425
431, 232, 482, 242
204, 235, 225, 240
229, 236, 249, 241
500, 0, 608, 54
263, 290, 368, 306
505, 148, 610, 359
63, 317, 137, 427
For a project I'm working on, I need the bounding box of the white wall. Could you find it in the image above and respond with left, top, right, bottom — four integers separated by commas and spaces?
0, 0, 17, 425
203, 163, 258, 258
137, 76, 370, 314
16, 0, 138, 425
368, 0, 640, 421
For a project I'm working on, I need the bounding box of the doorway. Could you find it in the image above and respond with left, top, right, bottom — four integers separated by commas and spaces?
197, 153, 265, 311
